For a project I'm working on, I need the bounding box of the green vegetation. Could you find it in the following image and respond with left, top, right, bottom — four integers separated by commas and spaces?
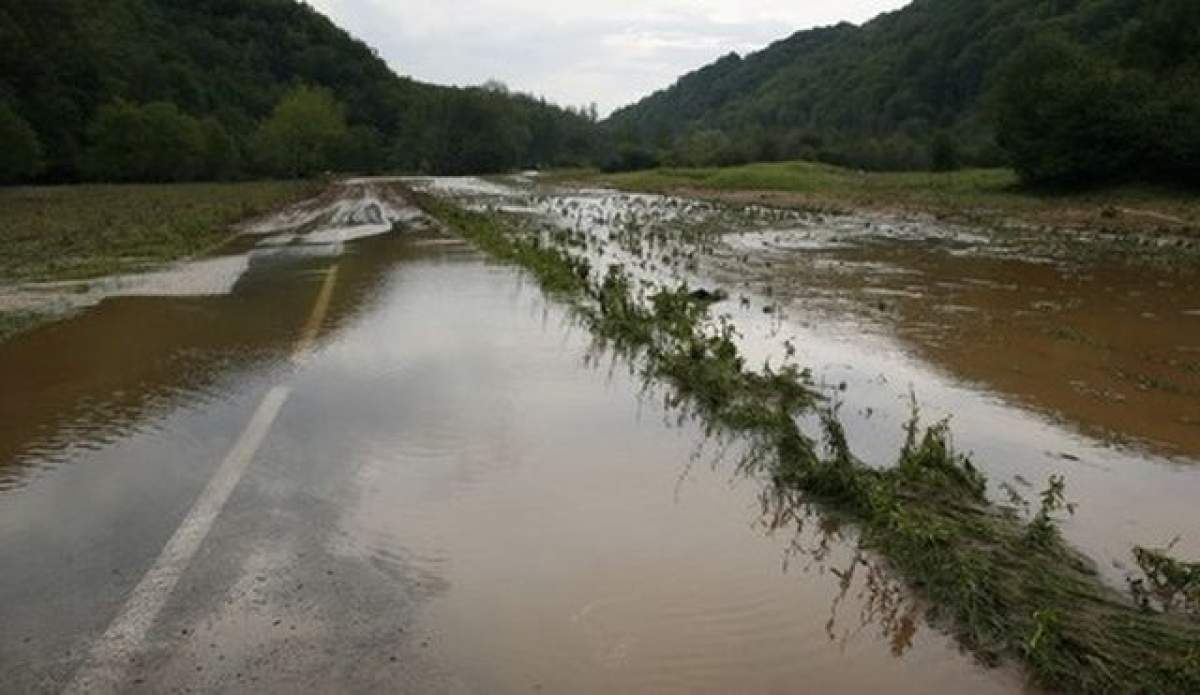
0, 179, 320, 344
994, 4, 1200, 187
251, 86, 348, 179
557, 161, 1200, 236
83, 101, 239, 183
0, 181, 318, 283
1131, 546, 1200, 616
4, 0, 1193, 187
606, 0, 1200, 186
0, 0, 599, 183
0, 103, 41, 183
568, 161, 1019, 202
415, 191, 1200, 693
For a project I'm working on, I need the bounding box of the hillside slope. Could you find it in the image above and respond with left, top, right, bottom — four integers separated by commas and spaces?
0, 0, 597, 181
606, 0, 1199, 180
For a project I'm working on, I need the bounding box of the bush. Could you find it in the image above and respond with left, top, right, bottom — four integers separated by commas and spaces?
84, 101, 209, 182
930, 132, 961, 172
993, 31, 1200, 188
197, 117, 241, 180
601, 145, 661, 173
252, 85, 349, 178
0, 104, 43, 183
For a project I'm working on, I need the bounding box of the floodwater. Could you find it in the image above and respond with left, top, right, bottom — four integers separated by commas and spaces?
414, 177, 1200, 584
720, 224, 1200, 457
0, 180, 1025, 692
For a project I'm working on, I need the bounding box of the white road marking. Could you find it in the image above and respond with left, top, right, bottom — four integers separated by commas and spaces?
65, 263, 342, 693
292, 265, 340, 364
64, 385, 291, 694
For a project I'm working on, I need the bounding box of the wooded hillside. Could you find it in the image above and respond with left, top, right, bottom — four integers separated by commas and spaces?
0, 0, 600, 182
606, 0, 1200, 185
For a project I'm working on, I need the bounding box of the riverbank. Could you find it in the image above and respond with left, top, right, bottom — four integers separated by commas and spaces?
550, 162, 1200, 244
0, 180, 322, 342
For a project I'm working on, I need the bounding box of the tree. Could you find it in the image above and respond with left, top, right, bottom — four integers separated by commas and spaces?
333, 125, 385, 173
139, 102, 204, 181
994, 35, 1148, 186
1, 0, 600, 181
0, 104, 42, 183
252, 85, 348, 178
84, 100, 205, 182
1149, 76, 1200, 185
197, 117, 240, 180
438, 90, 531, 174
930, 132, 961, 172
84, 101, 149, 182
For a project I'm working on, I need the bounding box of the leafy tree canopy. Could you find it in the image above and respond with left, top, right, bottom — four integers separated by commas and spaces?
607, 0, 1200, 185
0, 0, 600, 182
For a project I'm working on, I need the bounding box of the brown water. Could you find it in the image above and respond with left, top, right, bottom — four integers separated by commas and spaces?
725, 230, 1200, 457
0, 181, 1024, 692
417, 177, 1200, 583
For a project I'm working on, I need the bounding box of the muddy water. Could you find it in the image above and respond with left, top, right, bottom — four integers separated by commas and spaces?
313, 251, 1019, 694
725, 229, 1200, 457
0, 181, 1022, 692
416, 177, 1200, 585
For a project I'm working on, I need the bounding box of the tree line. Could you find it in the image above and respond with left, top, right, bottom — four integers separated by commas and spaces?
2, 0, 1196, 188
605, 0, 1200, 187
0, 0, 600, 184
994, 0, 1200, 186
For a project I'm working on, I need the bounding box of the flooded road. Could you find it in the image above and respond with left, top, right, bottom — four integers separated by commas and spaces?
0, 180, 1024, 692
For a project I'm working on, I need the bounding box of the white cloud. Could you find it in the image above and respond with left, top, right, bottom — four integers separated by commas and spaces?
305, 0, 910, 115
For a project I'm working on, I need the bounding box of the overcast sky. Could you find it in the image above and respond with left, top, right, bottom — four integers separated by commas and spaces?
306, 1, 911, 115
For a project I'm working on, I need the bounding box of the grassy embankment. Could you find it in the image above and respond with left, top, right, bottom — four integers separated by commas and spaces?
0, 181, 321, 342
549, 161, 1200, 237
413, 188, 1200, 694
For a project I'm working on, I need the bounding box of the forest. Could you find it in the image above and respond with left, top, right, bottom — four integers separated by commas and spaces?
0, 0, 600, 183
606, 0, 1200, 186
1, 0, 1197, 187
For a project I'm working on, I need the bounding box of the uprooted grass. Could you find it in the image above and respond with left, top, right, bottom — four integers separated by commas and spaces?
413, 190, 1200, 693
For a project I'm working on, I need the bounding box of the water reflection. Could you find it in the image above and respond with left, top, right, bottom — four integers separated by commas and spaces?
310, 243, 1021, 693
2, 181, 1026, 692
0, 190, 431, 492
420, 178, 1200, 581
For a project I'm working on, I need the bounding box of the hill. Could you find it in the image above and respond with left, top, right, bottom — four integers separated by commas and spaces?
0, 0, 599, 183
605, 0, 1200, 185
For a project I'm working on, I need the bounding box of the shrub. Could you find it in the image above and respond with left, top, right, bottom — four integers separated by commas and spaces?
0, 104, 43, 183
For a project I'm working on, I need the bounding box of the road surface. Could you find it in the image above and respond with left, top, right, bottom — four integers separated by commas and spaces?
1, 180, 1028, 693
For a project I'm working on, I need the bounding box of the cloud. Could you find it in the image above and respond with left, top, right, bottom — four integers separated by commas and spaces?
305, 0, 909, 115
